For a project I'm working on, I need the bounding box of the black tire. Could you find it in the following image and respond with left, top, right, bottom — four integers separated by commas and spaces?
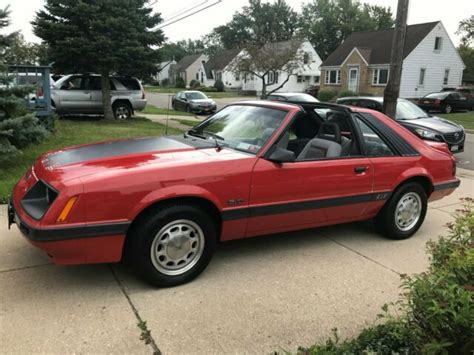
172, 101, 177, 110
113, 102, 132, 120
443, 104, 452, 114
186, 105, 192, 113
374, 182, 427, 240
127, 204, 217, 287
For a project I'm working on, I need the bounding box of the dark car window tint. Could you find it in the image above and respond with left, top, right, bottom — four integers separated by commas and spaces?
355, 117, 394, 157
83, 77, 101, 90
116, 77, 140, 90
186, 92, 207, 100
62, 76, 83, 90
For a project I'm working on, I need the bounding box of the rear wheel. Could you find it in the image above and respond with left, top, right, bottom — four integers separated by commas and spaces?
186, 105, 192, 113
443, 104, 452, 114
127, 204, 217, 287
113, 102, 132, 120
374, 182, 427, 240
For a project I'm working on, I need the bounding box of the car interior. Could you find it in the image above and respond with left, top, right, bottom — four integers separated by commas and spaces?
274, 105, 361, 160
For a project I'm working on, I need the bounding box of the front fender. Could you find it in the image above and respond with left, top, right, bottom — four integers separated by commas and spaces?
127, 184, 224, 221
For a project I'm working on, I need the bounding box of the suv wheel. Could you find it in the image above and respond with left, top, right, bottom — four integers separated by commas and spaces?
374, 182, 427, 240
113, 102, 132, 120
127, 204, 217, 287
443, 104, 452, 114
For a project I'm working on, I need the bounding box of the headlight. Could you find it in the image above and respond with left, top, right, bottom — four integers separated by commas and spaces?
415, 128, 440, 141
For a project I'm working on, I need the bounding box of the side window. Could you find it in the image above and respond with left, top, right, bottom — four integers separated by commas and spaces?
61, 76, 82, 90
83, 76, 101, 90
116, 77, 140, 90
355, 117, 394, 157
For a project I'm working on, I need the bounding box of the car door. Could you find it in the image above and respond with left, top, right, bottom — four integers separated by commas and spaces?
245, 109, 375, 237
456, 93, 471, 110
83, 76, 103, 113
57, 75, 92, 113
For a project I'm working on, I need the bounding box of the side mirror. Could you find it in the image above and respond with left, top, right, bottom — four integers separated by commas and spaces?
268, 147, 295, 164
182, 97, 187, 101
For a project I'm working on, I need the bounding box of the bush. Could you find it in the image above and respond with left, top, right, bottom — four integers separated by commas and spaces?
337, 90, 356, 98
175, 76, 185, 88
160, 78, 170, 87
317, 89, 338, 102
199, 86, 218, 92
297, 198, 474, 355
213, 79, 224, 92
189, 79, 200, 89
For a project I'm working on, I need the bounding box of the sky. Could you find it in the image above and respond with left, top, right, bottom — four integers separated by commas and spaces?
1, 0, 473, 46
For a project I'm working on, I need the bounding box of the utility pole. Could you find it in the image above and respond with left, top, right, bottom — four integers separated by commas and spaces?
383, 0, 409, 118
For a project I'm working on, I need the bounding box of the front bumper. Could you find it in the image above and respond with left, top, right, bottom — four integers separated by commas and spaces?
189, 105, 216, 114
8, 199, 127, 265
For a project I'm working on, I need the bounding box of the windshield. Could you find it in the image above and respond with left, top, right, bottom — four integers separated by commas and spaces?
188, 105, 287, 154
396, 100, 429, 120
186, 92, 207, 100
424, 92, 449, 99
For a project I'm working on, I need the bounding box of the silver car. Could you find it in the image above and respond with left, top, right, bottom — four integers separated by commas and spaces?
51, 74, 147, 119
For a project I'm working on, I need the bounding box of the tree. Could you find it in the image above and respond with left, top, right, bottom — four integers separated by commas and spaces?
2, 33, 47, 65
456, 15, 473, 47
230, 39, 304, 98
210, 0, 299, 49
0, 6, 49, 161
299, 0, 394, 59
459, 45, 474, 83
159, 39, 206, 62
32, 0, 165, 120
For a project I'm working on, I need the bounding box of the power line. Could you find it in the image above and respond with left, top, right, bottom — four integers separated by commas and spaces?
162, 0, 209, 21
156, 0, 222, 29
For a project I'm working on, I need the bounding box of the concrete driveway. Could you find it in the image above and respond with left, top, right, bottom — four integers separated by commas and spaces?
1, 169, 473, 354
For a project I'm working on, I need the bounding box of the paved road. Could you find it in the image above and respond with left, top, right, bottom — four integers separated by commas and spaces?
1, 170, 473, 354
456, 132, 474, 170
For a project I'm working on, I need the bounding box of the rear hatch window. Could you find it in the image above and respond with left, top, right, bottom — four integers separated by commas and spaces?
116, 77, 140, 90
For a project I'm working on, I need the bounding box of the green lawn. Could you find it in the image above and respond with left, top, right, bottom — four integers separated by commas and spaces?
142, 104, 194, 116
0, 117, 181, 203
144, 86, 255, 98
438, 111, 474, 130
172, 119, 198, 127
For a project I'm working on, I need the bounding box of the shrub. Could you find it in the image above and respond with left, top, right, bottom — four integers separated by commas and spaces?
199, 86, 218, 92
160, 78, 170, 87
213, 79, 224, 92
175, 76, 185, 88
317, 89, 338, 102
296, 198, 474, 355
337, 90, 356, 98
189, 79, 200, 89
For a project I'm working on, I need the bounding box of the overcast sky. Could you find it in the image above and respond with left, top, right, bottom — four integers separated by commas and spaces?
1, 0, 473, 46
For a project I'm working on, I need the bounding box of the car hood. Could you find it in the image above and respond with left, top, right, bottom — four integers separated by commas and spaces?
35, 136, 243, 184
400, 116, 462, 133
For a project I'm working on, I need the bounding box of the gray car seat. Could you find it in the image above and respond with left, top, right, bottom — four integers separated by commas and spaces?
297, 122, 342, 160
326, 111, 353, 156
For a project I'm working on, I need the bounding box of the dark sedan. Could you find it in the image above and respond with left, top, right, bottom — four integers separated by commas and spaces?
172, 90, 217, 114
417, 92, 474, 113
336, 97, 466, 153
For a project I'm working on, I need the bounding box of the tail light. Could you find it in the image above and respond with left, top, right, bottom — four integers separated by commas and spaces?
434, 99, 440, 106
36, 86, 43, 98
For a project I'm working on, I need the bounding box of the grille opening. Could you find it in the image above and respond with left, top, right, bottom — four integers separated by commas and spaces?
21, 180, 58, 220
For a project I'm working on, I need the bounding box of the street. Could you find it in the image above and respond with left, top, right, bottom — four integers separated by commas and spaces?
457, 132, 474, 170
1, 170, 473, 354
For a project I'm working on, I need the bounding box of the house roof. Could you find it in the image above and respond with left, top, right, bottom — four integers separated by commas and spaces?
321, 21, 439, 67
174, 53, 203, 72
204, 48, 242, 79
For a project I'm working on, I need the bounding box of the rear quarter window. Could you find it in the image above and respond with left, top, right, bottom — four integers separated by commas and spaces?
116, 77, 141, 90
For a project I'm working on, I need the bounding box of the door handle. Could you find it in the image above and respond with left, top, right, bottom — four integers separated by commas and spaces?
354, 166, 368, 174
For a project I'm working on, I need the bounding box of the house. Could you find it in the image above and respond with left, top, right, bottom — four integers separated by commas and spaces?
241, 39, 322, 94
153, 59, 176, 84
203, 48, 243, 90
319, 21, 465, 98
171, 53, 208, 87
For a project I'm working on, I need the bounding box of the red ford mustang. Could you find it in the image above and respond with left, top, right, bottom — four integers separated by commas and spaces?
9, 101, 460, 287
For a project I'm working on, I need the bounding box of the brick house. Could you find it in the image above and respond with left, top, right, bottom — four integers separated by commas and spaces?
319, 21, 465, 98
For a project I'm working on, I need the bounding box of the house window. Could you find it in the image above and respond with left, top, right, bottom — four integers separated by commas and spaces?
434, 37, 443, 51
314, 76, 320, 84
443, 69, 449, 85
419, 68, 426, 86
372, 68, 389, 85
325, 69, 341, 84
195, 73, 199, 80
297, 75, 303, 83
303, 53, 311, 64
235, 73, 240, 81
274, 72, 278, 84
304, 75, 310, 82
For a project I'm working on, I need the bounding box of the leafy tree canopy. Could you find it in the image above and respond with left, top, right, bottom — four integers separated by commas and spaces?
299, 0, 394, 59
456, 15, 473, 47
159, 39, 205, 62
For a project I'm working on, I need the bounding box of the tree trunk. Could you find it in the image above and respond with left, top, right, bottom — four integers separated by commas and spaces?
261, 77, 267, 99
101, 72, 114, 120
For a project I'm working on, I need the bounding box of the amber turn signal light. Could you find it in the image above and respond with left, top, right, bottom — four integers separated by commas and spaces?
57, 196, 78, 222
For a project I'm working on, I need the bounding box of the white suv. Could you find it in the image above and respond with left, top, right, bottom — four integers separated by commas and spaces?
51, 74, 147, 119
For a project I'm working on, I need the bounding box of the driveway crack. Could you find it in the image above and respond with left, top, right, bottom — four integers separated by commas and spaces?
109, 265, 161, 355
324, 235, 401, 276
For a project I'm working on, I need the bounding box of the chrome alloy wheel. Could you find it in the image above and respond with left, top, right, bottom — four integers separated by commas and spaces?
150, 219, 205, 276
395, 192, 422, 232
115, 106, 130, 120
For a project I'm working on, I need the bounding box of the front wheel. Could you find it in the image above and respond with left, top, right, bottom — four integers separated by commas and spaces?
374, 182, 427, 240
127, 204, 217, 287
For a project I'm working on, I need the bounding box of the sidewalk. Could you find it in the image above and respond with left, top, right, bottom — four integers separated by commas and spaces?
1, 169, 473, 354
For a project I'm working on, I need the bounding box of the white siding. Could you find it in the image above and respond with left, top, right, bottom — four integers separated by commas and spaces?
400, 22, 465, 98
